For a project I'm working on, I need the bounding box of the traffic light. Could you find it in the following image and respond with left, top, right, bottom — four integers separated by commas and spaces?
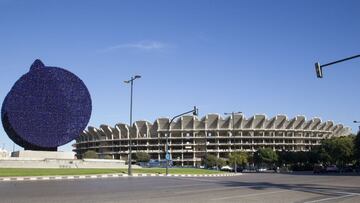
193, 106, 198, 116
315, 62, 323, 78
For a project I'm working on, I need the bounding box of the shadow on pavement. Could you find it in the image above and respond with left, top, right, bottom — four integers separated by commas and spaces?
215, 174, 360, 199
281, 171, 360, 176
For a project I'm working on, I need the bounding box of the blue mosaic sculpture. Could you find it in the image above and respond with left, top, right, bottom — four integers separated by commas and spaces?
1, 60, 92, 151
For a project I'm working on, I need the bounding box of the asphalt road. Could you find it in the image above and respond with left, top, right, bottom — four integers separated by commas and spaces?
1, 173, 360, 203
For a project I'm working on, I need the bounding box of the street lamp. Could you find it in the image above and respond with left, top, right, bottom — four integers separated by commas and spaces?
315, 54, 360, 78
166, 106, 198, 175
224, 111, 242, 173
124, 75, 141, 176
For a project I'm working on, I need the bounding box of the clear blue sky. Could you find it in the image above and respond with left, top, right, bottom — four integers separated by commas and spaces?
0, 0, 359, 152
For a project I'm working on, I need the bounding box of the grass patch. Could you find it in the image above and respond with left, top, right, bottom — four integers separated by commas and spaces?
0, 168, 225, 177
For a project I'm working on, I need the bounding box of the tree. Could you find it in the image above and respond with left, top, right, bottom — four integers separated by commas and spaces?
275, 136, 355, 170
307, 150, 321, 165
254, 148, 278, 167
204, 154, 225, 169
204, 154, 218, 168
311, 145, 331, 164
229, 152, 248, 171
321, 136, 354, 166
83, 150, 98, 159
355, 132, 360, 165
134, 152, 150, 163
217, 158, 226, 168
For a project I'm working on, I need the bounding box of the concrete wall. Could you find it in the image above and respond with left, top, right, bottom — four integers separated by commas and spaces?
0, 157, 133, 168
12, 150, 75, 159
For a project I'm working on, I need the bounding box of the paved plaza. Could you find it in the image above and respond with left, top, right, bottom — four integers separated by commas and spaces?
1, 172, 360, 203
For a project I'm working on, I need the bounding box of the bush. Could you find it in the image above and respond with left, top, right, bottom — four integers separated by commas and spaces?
135, 152, 150, 162
291, 163, 313, 171
83, 150, 98, 159
203, 154, 225, 168
103, 155, 113, 159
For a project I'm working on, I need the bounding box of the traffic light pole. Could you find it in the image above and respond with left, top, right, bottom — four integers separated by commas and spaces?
315, 54, 360, 78
166, 106, 198, 176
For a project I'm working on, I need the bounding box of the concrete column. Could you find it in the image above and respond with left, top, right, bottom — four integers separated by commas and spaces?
169, 132, 172, 155
193, 138, 196, 167
181, 132, 184, 166
181, 153, 184, 167
228, 134, 231, 151
217, 136, 220, 158
158, 133, 161, 161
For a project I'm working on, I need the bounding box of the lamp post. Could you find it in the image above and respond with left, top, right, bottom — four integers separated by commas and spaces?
224, 111, 242, 173
124, 75, 141, 176
315, 54, 360, 78
166, 106, 198, 175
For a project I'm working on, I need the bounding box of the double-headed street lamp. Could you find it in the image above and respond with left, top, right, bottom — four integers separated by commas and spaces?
315, 54, 360, 78
124, 75, 141, 176
166, 106, 199, 176
224, 112, 242, 173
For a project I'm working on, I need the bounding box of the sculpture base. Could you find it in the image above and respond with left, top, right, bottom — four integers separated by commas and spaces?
25, 146, 57, 151
11, 150, 75, 159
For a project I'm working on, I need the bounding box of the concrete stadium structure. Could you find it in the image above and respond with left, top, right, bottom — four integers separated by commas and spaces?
74, 114, 351, 167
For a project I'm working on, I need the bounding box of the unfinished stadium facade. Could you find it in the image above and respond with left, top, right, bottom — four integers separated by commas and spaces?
73, 114, 350, 167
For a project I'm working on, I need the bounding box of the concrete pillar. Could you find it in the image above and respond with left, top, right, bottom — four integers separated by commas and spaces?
181, 153, 184, 167
181, 132, 184, 166
193, 138, 196, 167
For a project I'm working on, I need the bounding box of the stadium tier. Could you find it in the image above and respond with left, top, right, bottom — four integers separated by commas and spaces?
73, 114, 351, 167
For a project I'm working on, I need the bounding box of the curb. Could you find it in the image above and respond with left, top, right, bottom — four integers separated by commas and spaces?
0, 173, 241, 182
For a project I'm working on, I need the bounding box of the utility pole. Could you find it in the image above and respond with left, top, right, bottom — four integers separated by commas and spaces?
124, 75, 141, 176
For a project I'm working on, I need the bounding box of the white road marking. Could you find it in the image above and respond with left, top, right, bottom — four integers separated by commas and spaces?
303, 193, 360, 203
175, 186, 244, 195
154, 183, 214, 189
211, 190, 288, 201
174, 177, 225, 183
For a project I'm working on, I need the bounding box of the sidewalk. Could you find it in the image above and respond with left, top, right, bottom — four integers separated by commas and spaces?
0, 173, 242, 182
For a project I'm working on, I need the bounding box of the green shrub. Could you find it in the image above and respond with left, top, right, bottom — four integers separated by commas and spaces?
135, 152, 150, 162
83, 150, 98, 159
